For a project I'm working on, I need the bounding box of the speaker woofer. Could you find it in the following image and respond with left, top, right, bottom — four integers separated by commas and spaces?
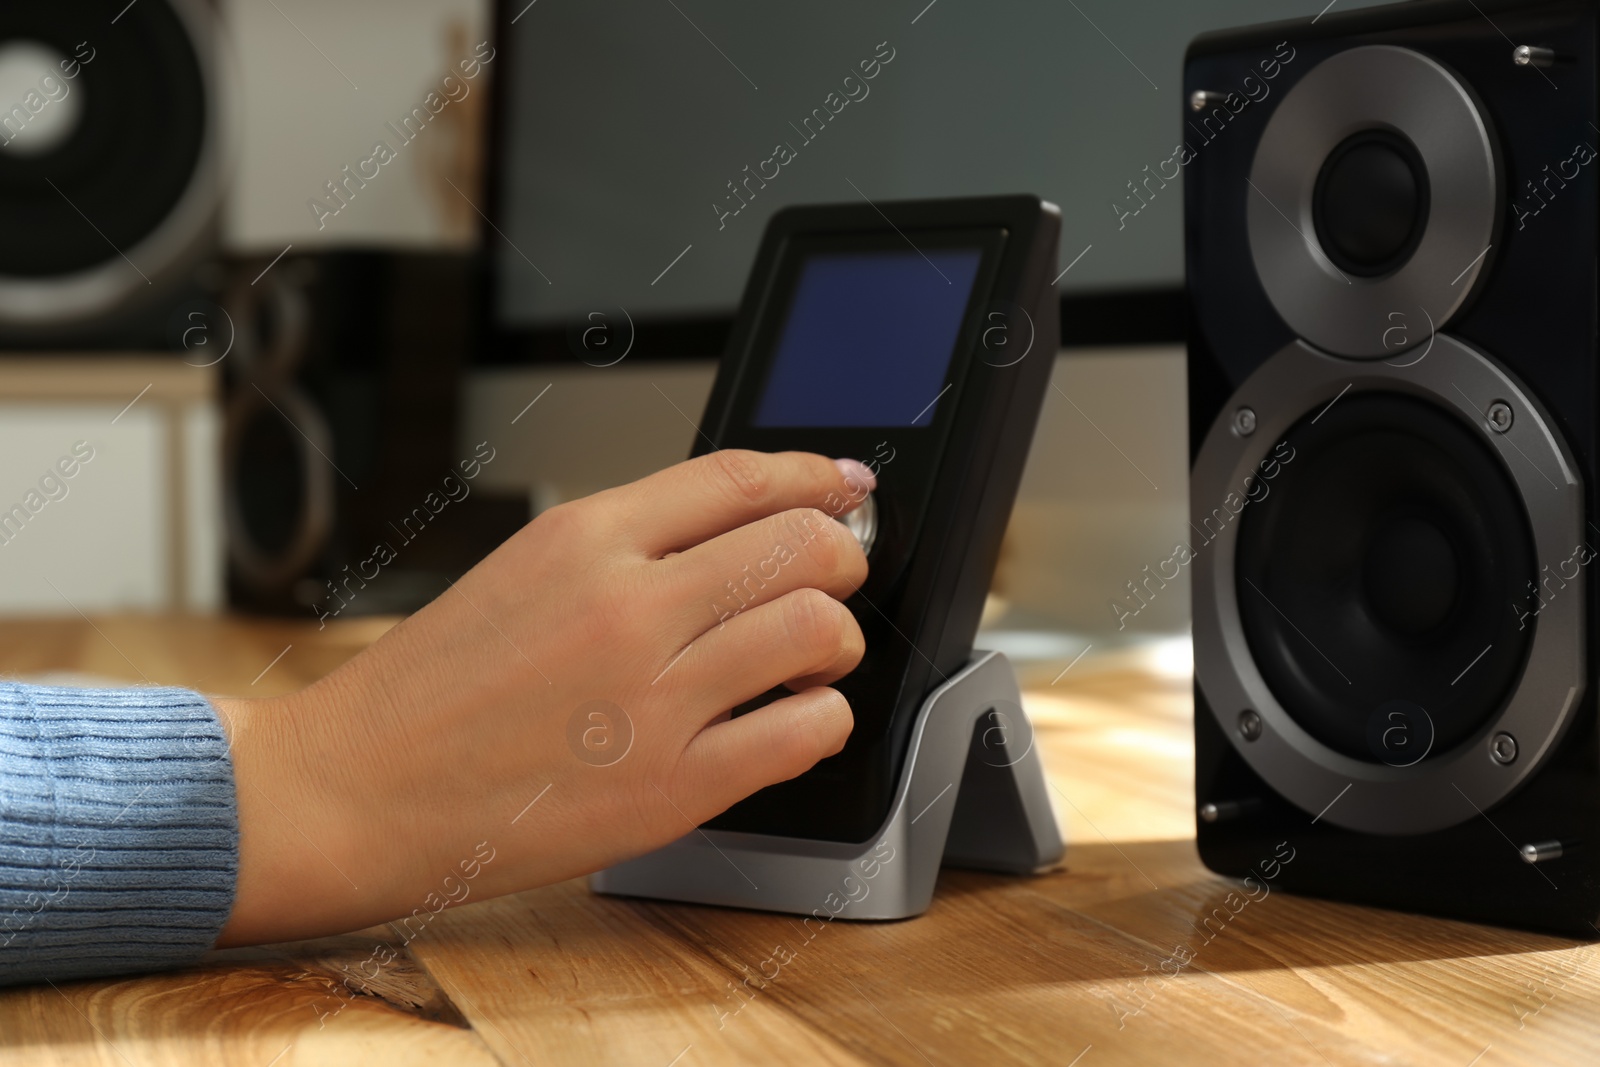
1247, 45, 1501, 358
1236, 392, 1536, 762
0, 0, 229, 327
1190, 336, 1583, 835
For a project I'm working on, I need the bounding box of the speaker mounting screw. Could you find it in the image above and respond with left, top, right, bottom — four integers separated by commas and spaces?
1233, 407, 1257, 436
1200, 798, 1261, 823
1521, 840, 1564, 864
1514, 45, 1556, 68
1491, 732, 1518, 764
1486, 401, 1514, 433
1238, 709, 1263, 741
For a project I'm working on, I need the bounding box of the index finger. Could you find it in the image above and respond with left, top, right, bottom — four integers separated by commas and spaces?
606, 450, 875, 556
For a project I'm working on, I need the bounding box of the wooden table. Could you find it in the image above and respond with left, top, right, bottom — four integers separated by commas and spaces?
1, 616, 1595, 1066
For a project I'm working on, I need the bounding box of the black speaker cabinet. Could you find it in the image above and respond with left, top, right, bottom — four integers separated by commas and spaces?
1186, 0, 1600, 936
222, 250, 528, 617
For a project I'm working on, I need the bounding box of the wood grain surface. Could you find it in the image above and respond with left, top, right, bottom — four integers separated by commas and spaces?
0, 617, 1594, 1066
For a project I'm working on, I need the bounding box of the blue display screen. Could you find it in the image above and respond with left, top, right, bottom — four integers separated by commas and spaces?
752, 248, 984, 428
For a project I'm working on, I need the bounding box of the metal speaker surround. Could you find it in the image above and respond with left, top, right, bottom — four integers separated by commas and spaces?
1190, 336, 1584, 835
0, 0, 231, 328
1247, 45, 1501, 358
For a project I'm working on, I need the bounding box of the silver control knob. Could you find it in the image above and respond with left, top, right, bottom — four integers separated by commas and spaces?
838, 491, 877, 555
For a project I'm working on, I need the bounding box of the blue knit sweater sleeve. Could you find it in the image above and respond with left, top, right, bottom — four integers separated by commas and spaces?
0, 683, 238, 986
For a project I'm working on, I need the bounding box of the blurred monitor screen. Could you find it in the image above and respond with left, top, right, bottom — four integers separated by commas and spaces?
490, 0, 1387, 331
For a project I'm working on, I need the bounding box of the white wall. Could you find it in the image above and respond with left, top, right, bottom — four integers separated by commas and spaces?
0, 407, 166, 613
0, 360, 221, 617
221, 0, 489, 251
1005, 346, 1190, 637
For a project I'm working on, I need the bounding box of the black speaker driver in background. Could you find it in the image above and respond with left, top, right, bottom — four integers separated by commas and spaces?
1235, 391, 1537, 763
227, 392, 333, 587
223, 267, 334, 596
0, 0, 223, 333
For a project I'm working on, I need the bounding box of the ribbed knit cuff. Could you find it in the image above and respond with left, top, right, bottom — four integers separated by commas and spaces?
0, 683, 238, 986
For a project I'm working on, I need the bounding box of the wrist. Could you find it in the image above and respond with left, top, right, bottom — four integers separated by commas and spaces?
211, 676, 393, 946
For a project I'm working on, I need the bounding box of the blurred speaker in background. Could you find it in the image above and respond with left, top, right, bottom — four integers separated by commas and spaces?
213, 0, 518, 617
0, 0, 226, 345
222, 249, 527, 617
0, 0, 516, 618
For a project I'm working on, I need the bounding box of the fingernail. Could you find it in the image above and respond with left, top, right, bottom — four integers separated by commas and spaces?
834, 457, 877, 493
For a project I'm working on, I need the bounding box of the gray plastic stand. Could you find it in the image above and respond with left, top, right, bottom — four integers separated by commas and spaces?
590, 651, 1064, 920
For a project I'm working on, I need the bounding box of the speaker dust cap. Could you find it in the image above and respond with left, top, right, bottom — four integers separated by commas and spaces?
1247, 45, 1500, 358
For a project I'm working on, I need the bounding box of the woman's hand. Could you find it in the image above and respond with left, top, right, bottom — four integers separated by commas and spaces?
212, 450, 873, 945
